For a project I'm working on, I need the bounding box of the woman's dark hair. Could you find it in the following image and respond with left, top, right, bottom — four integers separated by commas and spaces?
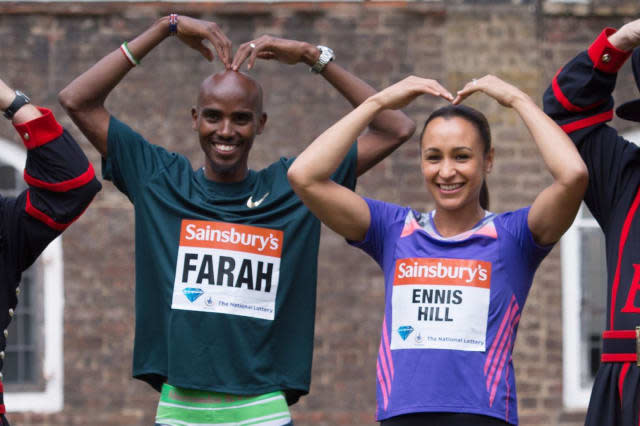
419, 104, 492, 210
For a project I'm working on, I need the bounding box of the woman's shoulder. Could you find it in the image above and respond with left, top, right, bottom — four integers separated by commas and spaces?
365, 197, 423, 221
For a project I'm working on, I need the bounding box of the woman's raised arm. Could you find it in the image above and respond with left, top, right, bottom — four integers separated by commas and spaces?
454, 75, 588, 246
288, 76, 453, 241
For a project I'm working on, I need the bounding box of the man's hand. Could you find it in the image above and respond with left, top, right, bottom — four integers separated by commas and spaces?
609, 19, 640, 51
0, 79, 14, 111
231, 36, 319, 71
0, 78, 40, 123
176, 16, 232, 68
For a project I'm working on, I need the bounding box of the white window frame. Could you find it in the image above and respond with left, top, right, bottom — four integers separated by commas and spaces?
561, 204, 598, 410
562, 129, 640, 410
0, 137, 64, 413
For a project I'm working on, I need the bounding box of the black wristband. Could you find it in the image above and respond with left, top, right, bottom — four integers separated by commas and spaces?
3, 91, 31, 120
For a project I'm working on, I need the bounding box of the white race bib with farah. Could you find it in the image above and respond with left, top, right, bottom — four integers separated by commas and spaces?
172, 219, 283, 320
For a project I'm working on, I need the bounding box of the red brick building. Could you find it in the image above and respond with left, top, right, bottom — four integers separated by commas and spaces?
0, 1, 639, 424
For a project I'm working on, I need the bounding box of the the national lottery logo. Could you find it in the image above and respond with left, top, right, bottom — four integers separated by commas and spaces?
172, 219, 283, 321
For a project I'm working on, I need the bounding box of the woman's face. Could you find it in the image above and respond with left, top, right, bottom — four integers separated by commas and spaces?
420, 116, 493, 212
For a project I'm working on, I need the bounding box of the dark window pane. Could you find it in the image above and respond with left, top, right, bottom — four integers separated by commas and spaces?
1, 156, 44, 391
0, 165, 16, 190
23, 351, 34, 382
3, 350, 18, 383
22, 311, 31, 345
4, 263, 42, 389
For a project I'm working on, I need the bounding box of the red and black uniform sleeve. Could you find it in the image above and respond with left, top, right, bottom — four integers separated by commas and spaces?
544, 29, 640, 336
542, 28, 640, 231
0, 107, 101, 416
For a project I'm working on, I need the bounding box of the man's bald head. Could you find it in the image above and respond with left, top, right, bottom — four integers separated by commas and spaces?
197, 70, 264, 116
191, 70, 268, 183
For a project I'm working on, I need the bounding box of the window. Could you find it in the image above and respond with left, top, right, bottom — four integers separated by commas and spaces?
0, 137, 63, 413
562, 129, 640, 409
562, 204, 606, 409
0, 164, 44, 390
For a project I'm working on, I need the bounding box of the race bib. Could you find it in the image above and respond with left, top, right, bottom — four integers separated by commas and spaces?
172, 219, 283, 320
391, 257, 491, 351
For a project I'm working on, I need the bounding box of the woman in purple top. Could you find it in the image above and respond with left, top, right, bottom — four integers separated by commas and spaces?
288, 75, 588, 425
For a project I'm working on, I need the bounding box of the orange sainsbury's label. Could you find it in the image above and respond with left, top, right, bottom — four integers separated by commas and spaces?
393, 258, 491, 289
179, 219, 283, 258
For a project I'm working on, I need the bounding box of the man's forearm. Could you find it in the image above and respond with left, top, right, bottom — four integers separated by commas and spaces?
321, 62, 415, 139
0, 79, 42, 123
319, 62, 415, 175
59, 17, 172, 156
60, 16, 170, 113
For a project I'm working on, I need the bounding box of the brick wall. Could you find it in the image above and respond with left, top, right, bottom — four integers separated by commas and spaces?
0, 2, 639, 424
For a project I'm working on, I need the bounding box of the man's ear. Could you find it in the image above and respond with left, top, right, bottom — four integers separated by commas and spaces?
191, 107, 198, 130
256, 112, 268, 135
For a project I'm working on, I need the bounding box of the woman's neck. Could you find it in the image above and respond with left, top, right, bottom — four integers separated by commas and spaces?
432, 203, 486, 238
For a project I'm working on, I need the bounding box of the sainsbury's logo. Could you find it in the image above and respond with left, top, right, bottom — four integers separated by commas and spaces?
179, 220, 283, 258
393, 257, 491, 288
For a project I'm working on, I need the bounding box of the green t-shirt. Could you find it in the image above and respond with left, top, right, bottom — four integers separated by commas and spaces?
103, 116, 357, 403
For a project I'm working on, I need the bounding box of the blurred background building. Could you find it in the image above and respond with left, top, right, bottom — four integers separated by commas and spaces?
0, 0, 639, 424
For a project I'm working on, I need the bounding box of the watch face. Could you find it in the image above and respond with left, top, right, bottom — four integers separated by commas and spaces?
15, 91, 31, 103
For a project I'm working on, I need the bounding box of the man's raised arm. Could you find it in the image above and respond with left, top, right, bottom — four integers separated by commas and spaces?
542, 20, 640, 144
542, 19, 640, 225
232, 36, 422, 176
0, 77, 101, 270
59, 15, 232, 157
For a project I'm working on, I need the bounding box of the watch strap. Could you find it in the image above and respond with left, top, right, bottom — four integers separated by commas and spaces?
4, 91, 31, 120
311, 45, 335, 74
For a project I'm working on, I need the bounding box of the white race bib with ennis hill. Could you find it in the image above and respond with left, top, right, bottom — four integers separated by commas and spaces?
172, 219, 283, 320
391, 257, 491, 351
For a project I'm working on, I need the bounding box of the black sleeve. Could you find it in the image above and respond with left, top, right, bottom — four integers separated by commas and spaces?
4, 107, 101, 273
542, 28, 640, 229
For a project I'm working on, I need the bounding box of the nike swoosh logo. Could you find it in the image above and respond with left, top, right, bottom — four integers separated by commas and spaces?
246, 192, 270, 208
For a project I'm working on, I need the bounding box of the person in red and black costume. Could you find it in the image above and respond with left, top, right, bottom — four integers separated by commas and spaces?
543, 19, 640, 426
0, 78, 101, 425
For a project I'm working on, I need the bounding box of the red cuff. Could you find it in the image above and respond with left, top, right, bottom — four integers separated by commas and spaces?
13, 107, 64, 150
588, 28, 632, 74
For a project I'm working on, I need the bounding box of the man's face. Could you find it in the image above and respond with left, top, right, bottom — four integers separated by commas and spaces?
192, 71, 267, 183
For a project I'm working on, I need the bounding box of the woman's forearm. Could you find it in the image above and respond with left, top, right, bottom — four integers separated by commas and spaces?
512, 95, 587, 186
288, 96, 382, 188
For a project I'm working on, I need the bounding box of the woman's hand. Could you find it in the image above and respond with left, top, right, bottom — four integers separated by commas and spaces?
368, 76, 453, 111
453, 75, 530, 108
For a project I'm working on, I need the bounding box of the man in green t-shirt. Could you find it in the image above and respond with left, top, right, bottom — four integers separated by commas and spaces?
60, 14, 420, 425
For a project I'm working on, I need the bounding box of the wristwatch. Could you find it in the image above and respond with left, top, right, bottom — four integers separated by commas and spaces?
3, 91, 31, 120
310, 45, 335, 74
